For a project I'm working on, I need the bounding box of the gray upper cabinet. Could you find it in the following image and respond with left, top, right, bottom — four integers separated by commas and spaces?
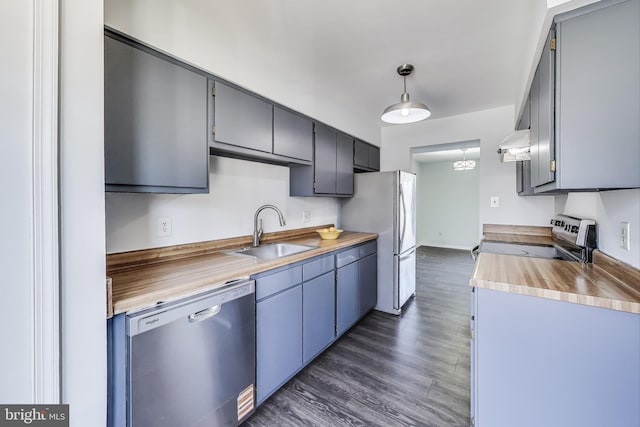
354, 139, 380, 172
212, 81, 273, 153
313, 123, 338, 194
530, 29, 556, 189
289, 123, 354, 197
209, 81, 313, 166
273, 107, 313, 162
104, 32, 209, 193
336, 133, 354, 195
530, 0, 640, 192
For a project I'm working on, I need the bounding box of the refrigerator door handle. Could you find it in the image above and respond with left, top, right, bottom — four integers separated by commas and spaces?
399, 184, 407, 252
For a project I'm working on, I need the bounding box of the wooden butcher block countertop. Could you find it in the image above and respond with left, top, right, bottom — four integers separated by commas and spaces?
107, 226, 377, 317
472, 224, 640, 314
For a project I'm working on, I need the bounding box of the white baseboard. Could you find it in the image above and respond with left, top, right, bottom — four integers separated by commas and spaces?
417, 242, 474, 251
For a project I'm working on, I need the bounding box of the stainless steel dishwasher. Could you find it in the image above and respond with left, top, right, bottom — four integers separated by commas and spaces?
126, 279, 256, 427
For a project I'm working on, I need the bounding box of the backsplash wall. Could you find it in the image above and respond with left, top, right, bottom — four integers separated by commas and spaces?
105, 156, 339, 253
558, 189, 640, 268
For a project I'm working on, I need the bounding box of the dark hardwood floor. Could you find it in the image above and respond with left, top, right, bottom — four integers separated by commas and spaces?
245, 246, 473, 427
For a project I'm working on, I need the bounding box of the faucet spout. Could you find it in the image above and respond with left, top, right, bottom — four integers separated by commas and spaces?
253, 204, 286, 247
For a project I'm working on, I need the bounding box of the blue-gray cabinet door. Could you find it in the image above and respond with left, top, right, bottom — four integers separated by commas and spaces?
303, 272, 335, 363
530, 29, 555, 188
336, 133, 354, 195
213, 82, 273, 153
358, 254, 377, 317
354, 139, 369, 168
554, 0, 640, 189
256, 285, 302, 404
273, 107, 313, 162
368, 145, 380, 171
104, 34, 209, 193
336, 262, 359, 336
313, 123, 337, 194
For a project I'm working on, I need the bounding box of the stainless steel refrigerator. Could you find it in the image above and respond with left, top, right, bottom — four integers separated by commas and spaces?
340, 170, 416, 315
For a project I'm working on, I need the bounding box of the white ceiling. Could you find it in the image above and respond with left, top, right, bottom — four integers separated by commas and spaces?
282, 0, 539, 124
106, 0, 550, 141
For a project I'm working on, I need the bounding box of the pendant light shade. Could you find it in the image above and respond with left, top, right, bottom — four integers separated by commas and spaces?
453, 149, 476, 171
381, 64, 431, 124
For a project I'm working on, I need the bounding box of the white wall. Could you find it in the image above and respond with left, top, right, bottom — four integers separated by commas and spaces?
558, 190, 640, 268
381, 105, 556, 240
0, 1, 35, 403
103, 0, 380, 145
59, 0, 107, 425
415, 160, 480, 250
107, 157, 338, 252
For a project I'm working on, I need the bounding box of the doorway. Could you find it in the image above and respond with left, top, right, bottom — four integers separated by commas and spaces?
411, 140, 480, 250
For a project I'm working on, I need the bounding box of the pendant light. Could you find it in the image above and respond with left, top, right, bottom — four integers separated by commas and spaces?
453, 149, 476, 171
381, 64, 431, 124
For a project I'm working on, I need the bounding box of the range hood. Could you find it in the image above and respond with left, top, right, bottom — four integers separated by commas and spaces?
497, 129, 531, 162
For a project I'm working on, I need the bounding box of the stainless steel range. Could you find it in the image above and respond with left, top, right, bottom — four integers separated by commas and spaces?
478, 214, 597, 263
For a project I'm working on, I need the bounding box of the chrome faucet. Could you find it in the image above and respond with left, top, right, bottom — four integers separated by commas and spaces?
253, 204, 286, 247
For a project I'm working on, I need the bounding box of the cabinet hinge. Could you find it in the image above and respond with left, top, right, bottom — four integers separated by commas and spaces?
211, 86, 216, 96
313, 181, 317, 190
550, 159, 556, 172
550, 37, 556, 50
471, 329, 475, 340
211, 125, 216, 135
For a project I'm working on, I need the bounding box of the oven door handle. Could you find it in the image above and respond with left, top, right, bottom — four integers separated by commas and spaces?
470, 244, 480, 261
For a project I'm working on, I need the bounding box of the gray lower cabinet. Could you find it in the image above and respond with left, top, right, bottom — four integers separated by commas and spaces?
336, 241, 377, 336
289, 123, 354, 197
104, 32, 209, 193
302, 272, 335, 363
254, 252, 337, 405
255, 266, 303, 405
471, 287, 640, 427
354, 139, 380, 172
358, 253, 377, 317
336, 261, 359, 336
529, 0, 640, 192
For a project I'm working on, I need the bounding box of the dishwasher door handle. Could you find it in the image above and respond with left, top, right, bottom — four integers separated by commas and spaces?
188, 305, 221, 323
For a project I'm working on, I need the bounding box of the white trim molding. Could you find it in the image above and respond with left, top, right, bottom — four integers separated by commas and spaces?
32, 0, 60, 403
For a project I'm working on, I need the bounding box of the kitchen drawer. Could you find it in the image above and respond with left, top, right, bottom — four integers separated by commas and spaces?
359, 241, 376, 258
255, 266, 302, 301
336, 247, 360, 268
302, 254, 334, 282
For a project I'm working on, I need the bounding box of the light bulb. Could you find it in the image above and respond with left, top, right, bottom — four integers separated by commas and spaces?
400, 108, 410, 117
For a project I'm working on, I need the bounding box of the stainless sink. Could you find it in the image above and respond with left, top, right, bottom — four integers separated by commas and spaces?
227, 242, 318, 260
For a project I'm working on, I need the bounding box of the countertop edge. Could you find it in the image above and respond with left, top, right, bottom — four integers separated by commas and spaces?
109, 231, 377, 317
470, 276, 640, 314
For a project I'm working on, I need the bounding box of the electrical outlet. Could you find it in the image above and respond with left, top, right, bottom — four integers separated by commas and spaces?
303, 210, 311, 223
490, 196, 500, 208
157, 216, 172, 237
620, 222, 630, 250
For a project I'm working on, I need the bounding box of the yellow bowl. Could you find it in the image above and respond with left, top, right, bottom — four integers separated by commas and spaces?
316, 228, 343, 240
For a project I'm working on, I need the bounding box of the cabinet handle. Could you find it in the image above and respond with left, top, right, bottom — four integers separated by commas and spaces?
550, 160, 556, 172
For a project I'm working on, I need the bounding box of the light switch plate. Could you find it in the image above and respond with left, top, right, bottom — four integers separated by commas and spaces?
490, 196, 500, 208
303, 211, 311, 223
